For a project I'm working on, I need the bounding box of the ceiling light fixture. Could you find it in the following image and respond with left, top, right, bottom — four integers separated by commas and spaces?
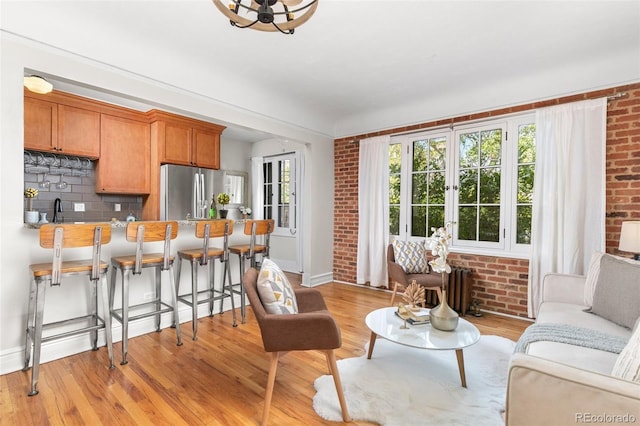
212, 0, 318, 34
24, 75, 53, 94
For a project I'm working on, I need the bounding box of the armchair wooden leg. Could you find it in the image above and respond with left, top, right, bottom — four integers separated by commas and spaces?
389, 282, 404, 306
435, 287, 443, 304
325, 350, 351, 422
262, 352, 280, 426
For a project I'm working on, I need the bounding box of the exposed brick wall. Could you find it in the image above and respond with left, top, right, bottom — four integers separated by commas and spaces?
334, 82, 640, 318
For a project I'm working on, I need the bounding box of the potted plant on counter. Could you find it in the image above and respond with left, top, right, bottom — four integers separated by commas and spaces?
217, 193, 230, 218
24, 187, 39, 224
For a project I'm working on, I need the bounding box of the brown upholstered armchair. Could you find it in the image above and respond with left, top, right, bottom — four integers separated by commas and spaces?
242, 268, 351, 426
387, 243, 445, 306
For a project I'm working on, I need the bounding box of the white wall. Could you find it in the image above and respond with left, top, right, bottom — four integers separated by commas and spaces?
0, 35, 335, 374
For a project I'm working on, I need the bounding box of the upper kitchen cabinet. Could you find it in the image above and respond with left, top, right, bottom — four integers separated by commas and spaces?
24, 91, 100, 158
96, 113, 150, 194
147, 110, 225, 170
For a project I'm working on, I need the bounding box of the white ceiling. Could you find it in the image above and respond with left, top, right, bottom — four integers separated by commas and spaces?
2, 0, 639, 142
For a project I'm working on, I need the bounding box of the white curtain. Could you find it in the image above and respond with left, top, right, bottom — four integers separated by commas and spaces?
356, 135, 390, 287
251, 156, 264, 219
528, 98, 607, 317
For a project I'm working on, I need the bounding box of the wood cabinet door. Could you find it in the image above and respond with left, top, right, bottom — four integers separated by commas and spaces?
97, 114, 150, 194
192, 128, 220, 169
58, 105, 100, 158
24, 97, 58, 152
163, 122, 192, 166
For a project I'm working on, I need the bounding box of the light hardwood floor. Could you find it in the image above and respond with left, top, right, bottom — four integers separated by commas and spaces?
2, 277, 530, 426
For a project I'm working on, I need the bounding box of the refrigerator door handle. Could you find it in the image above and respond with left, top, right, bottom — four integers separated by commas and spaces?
193, 172, 199, 218
199, 173, 205, 218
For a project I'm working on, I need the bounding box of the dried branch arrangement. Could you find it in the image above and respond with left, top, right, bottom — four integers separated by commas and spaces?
402, 280, 425, 309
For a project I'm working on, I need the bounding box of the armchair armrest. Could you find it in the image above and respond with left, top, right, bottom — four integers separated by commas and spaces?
294, 288, 328, 312
259, 312, 341, 352
506, 353, 640, 426
541, 273, 586, 305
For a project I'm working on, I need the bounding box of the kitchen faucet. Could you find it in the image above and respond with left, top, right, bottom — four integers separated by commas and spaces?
53, 198, 63, 223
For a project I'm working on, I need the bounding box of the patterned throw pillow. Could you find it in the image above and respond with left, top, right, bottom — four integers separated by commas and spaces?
257, 259, 298, 314
392, 240, 430, 274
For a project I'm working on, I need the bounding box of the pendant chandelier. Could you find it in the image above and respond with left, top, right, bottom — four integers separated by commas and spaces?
212, 0, 318, 34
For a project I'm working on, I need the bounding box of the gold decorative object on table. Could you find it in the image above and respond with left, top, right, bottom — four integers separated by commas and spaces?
427, 222, 459, 331
402, 280, 425, 311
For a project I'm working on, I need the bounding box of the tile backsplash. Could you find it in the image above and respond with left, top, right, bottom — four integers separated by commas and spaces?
24, 155, 142, 222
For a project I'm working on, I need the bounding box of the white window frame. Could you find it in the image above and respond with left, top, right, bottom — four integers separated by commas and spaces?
389, 112, 535, 258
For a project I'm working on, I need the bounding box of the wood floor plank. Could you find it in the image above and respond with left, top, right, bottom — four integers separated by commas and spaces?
1, 280, 530, 425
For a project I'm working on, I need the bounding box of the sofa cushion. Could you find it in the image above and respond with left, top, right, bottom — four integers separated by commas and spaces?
257, 259, 298, 315
584, 252, 639, 307
526, 341, 620, 375
392, 240, 430, 274
590, 254, 640, 329
612, 318, 640, 382
537, 302, 631, 339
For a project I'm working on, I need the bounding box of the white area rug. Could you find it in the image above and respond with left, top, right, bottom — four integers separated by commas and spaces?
313, 335, 515, 425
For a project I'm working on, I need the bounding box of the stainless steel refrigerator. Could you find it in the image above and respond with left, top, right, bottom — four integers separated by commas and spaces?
160, 164, 217, 220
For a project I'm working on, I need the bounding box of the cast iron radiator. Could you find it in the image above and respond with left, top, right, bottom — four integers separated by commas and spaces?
424, 267, 473, 316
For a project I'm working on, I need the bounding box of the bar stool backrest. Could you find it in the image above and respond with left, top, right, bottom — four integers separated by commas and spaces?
243, 219, 275, 259
39, 223, 112, 285
125, 221, 179, 274
195, 219, 234, 265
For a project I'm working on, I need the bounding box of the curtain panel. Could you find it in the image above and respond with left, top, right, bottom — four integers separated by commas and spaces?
356, 135, 390, 287
528, 98, 607, 317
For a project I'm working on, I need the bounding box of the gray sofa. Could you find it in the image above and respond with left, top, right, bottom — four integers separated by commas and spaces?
506, 264, 640, 425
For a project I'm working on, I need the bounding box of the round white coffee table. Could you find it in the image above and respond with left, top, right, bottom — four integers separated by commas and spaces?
365, 306, 481, 387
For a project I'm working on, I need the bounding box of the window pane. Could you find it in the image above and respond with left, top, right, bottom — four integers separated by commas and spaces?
479, 167, 501, 204
458, 169, 478, 204
412, 173, 427, 204
413, 140, 428, 171
411, 205, 426, 237
517, 164, 534, 203
389, 143, 402, 174
279, 205, 289, 228
517, 205, 532, 244
427, 171, 446, 204
458, 206, 477, 240
480, 129, 502, 166
389, 205, 400, 235
459, 133, 479, 168
390, 174, 401, 204
479, 206, 500, 242
518, 124, 536, 163
427, 206, 445, 232
429, 138, 447, 170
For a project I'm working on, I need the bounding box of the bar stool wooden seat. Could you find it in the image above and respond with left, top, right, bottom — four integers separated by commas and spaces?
175, 219, 236, 338
24, 223, 115, 396
109, 221, 182, 365
228, 219, 274, 324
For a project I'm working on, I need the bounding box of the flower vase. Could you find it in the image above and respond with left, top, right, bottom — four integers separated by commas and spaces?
219, 209, 228, 219
429, 289, 459, 331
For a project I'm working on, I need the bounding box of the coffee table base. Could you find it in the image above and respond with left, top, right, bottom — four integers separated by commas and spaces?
367, 331, 468, 388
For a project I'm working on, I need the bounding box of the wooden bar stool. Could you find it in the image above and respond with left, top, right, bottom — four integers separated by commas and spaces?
228, 219, 274, 324
24, 223, 115, 396
109, 221, 182, 365
175, 219, 237, 339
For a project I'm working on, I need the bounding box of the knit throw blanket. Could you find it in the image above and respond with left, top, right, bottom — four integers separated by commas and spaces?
514, 323, 629, 354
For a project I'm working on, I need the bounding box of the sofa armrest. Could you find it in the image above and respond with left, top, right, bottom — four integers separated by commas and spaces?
541, 273, 586, 304
506, 353, 640, 426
